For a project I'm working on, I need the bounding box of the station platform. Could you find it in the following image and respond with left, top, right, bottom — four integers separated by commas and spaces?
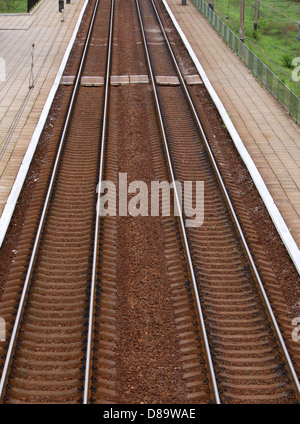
0, 0, 85, 219
166, 0, 300, 249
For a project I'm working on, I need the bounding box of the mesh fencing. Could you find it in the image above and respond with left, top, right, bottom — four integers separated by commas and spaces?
192, 0, 300, 123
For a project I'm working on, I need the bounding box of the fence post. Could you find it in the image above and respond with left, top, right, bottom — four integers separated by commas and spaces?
239, 0, 245, 43
271, 73, 273, 95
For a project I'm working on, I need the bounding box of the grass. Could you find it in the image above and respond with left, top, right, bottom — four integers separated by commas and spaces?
0, 0, 28, 13
212, 0, 300, 98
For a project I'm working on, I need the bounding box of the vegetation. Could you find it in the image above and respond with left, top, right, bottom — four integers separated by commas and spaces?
212, 0, 300, 97
0, 0, 28, 13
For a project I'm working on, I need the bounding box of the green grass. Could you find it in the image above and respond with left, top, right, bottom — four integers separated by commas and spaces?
0, 0, 28, 13
212, 0, 300, 98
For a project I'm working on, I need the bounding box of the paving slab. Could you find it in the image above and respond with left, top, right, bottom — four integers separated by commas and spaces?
166, 0, 300, 248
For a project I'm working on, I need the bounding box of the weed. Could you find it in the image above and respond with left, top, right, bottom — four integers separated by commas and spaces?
282, 54, 294, 69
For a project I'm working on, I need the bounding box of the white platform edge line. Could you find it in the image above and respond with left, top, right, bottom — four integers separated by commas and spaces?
163, 0, 300, 275
0, 0, 88, 248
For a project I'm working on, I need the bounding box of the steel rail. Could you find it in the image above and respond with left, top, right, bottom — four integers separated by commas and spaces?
0, 0, 101, 402
83, 0, 115, 406
149, 0, 300, 399
135, 0, 221, 405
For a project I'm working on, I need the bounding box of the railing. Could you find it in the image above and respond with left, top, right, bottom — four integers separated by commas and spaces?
27, 0, 40, 12
192, 0, 300, 124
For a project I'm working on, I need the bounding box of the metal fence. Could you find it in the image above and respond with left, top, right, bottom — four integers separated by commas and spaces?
27, 0, 40, 12
192, 0, 300, 124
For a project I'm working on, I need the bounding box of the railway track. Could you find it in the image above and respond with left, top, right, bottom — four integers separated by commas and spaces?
0, 0, 109, 403
0, 0, 299, 404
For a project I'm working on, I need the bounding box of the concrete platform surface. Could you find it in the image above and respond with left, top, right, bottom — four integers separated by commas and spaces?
0, 0, 85, 218
166, 0, 300, 249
